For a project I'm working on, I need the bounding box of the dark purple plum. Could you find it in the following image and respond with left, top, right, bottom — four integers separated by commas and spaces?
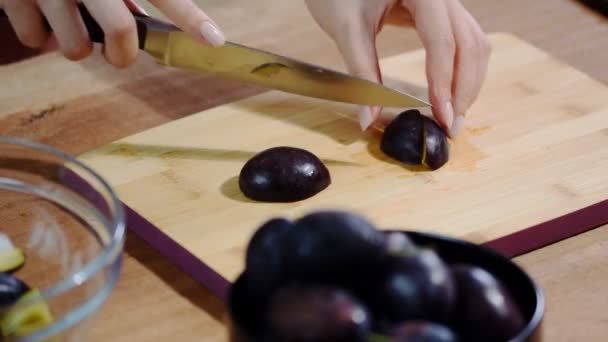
238, 146, 331, 202
282, 210, 386, 285
380, 110, 424, 165
245, 217, 293, 293
370, 248, 456, 330
384, 231, 416, 256
450, 264, 526, 341
0, 272, 30, 307
380, 110, 450, 170
390, 321, 459, 342
265, 285, 371, 342
421, 115, 449, 170
228, 271, 272, 338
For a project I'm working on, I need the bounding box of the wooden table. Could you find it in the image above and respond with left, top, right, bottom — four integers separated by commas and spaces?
2, 0, 608, 341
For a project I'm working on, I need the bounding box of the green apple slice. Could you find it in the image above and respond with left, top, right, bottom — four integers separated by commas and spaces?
1, 289, 55, 339
0, 233, 25, 273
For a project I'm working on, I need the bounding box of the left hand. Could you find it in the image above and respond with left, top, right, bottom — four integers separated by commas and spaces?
305, 0, 491, 138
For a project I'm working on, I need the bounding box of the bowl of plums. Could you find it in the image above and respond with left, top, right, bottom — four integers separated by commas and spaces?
0, 137, 126, 341
227, 210, 544, 342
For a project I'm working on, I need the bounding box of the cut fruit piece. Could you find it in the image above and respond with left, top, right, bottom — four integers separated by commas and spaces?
0, 233, 25, 273
0, 248, 26, 273
1, 289, 55, 339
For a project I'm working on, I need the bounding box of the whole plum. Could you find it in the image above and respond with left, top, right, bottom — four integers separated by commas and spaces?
265, 285, 372, 342
450, 264, 526, 341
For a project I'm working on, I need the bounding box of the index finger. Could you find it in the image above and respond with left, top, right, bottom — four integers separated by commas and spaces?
148, 0, 225, 46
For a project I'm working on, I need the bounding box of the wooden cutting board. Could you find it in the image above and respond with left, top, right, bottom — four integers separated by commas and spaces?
79, 32, 608, 286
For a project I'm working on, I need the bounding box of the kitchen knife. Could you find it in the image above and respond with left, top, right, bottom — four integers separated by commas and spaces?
0, 5, 430, 108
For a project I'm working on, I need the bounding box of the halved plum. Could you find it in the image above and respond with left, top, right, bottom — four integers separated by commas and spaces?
239, 146, 331, 202
380, 110, 450, 170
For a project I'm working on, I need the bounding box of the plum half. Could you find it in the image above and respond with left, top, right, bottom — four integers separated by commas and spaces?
238, 146, 331, 202
450, 264, 526, 341
265, 285, 372, 342
380, 110, 449, 170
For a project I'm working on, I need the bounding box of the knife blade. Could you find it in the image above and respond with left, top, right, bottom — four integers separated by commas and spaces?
1, 5, 430, 108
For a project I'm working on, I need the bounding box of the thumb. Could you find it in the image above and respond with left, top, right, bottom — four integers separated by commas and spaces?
332, 17, 383, 131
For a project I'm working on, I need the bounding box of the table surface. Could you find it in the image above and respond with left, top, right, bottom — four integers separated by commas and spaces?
2, 0, 608, 341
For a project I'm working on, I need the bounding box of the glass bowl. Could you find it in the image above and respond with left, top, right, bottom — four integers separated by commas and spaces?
0, 136, 126, 341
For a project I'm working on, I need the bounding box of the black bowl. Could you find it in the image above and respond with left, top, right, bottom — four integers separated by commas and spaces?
226, 230, 545, 342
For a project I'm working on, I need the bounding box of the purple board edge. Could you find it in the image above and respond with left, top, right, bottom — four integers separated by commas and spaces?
59, 167, 232, 300
61, 166, 608, 299
122, 198, 608, 298
123, 204, 232, 300
483, 199, 608, 258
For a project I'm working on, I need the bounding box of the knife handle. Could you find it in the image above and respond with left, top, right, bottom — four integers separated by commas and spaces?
0, 3, 177, 50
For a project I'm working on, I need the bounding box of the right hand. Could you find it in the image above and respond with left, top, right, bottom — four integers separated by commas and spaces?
305, 0, 491, 138
0, 0, 226, 68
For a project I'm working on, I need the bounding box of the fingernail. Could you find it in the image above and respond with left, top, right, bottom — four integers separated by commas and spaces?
200, 21, 226, 47
444, 101, 454, 129
451, 115, 465, 138
358, 106, 374, 131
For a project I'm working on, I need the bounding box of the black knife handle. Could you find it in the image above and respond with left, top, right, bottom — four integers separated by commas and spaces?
0, 3, 178, 49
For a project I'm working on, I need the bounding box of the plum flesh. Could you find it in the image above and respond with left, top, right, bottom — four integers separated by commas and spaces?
238, 146, 331, 202
380, 110, 450, 170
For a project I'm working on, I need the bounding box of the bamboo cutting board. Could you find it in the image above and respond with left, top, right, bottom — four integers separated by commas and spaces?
79, 32, 608, 286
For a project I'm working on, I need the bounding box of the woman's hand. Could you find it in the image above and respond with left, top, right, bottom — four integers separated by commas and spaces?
305, 0, 491, 138
0, 0, 225, 68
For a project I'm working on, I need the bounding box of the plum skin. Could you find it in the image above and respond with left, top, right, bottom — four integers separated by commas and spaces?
450, 264, 526, 341
282, 210, 386, 286
380, 110, 424, 165
238, 146, 331, 202
380, 110, 450, 170
244, 217, 293, 293
422, 116, 450, 170
0, 272, 30, 306
370, 248, 456, 330
391, 321, 459, 342
265, 285, 372, 342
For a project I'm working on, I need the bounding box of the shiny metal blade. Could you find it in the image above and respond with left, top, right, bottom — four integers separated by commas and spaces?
143, 31, 430, 108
